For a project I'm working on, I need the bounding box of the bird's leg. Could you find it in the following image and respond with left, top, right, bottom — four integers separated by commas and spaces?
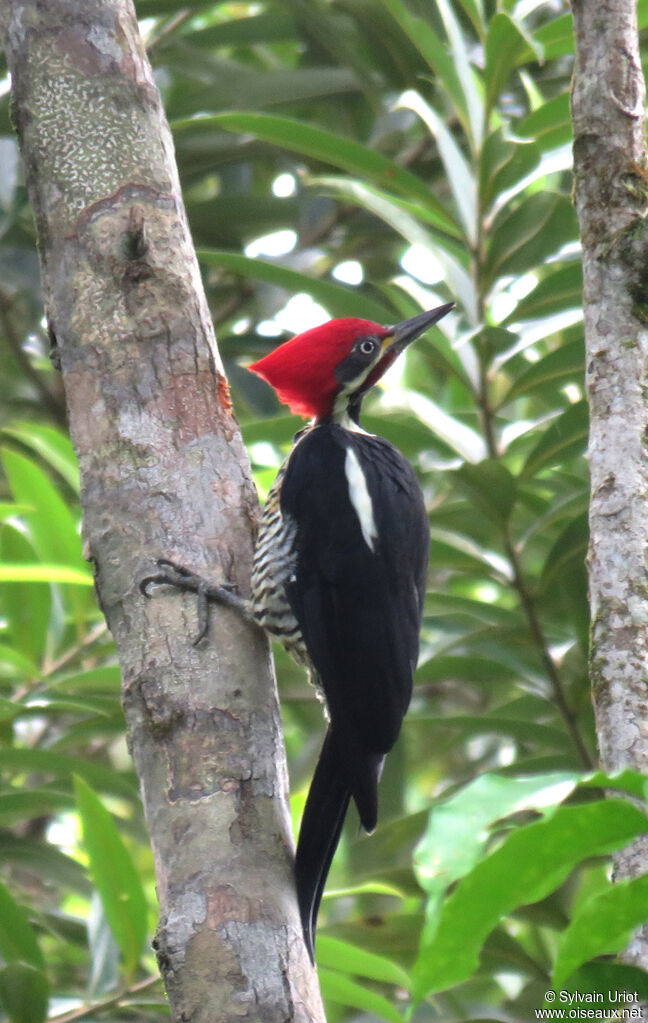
140, 558, 254, 645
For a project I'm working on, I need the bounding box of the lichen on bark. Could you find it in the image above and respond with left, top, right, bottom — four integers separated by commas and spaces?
571, 0, 648, 969
2, 0, 325, 1018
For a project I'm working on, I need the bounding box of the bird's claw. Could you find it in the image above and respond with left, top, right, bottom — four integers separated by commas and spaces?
139, 558, 204, 597
140, 559, 213, 644
140, 559, 245, 645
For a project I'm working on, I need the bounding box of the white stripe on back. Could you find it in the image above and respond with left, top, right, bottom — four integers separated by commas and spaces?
344, 445, 378, 552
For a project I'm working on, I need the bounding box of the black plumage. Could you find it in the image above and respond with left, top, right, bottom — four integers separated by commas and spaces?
278, 424, 429, 957
141, 306, 453, 965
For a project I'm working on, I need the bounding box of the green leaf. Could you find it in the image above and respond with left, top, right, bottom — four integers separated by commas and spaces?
420, 713, 568, 749
504, 262, 583, 325
427, 530, 506, 578
0, 881, 45, 970
579, 769, 648, 801
88, 895, 120, 998
49, 665, 121, 692
3, 423, 80, 493
400, 92, 476, 245
198, 250, 394, 323
501, 337, 584, 405
479, 128, 541, 210
0, 528, 51, 663
0, 645, 40, 680
412, 800, 648, 1000
309, 174, 473, 320
416, 654, 518, 687
180, 12, 297, 49
518, 92, 572, 151
309, 173, 463, 240
0, 748, 136, 799
455, 459, 517, 524
0, 503, 35, 520
414, 772, 579, 901
382, 0, 471, 137
0, 835, 91, 895
181, 112, 452, 221
518, 13, 573, 66
484, 14, 529, 114
436, 0, 483, 148
562, 962, 648, 1009
454, 0, 485, 38
74, 776, 148, 979
555, 873, 648, 986
318, 968, 404, 1023
522, 401, 588, 478
0, 789, 75, 826
541, 512, 588, 595
2, 449, 84, 572
0, 963, 49, 1023
406, 395, 487, 463
0, 564, 93, 584
486, 193, 578, 287
316, 936, 410, 989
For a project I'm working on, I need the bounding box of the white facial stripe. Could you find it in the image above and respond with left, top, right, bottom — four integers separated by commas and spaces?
344, 445, 378, 552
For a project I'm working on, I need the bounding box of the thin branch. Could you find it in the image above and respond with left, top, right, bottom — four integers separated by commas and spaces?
43, 622, 109, 677
502, 528, 593, 770
0, 291, 67, 427
478, 358, 593, 769
48, 976, 163, 1023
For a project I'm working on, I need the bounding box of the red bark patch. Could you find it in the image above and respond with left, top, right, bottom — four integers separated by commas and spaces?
217, 374, 233, 415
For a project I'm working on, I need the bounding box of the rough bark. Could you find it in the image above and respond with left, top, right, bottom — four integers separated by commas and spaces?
1, 1, 325, 1018
571, 0, 648, 966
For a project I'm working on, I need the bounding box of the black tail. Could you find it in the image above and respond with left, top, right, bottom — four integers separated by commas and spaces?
294, 728, 351, 962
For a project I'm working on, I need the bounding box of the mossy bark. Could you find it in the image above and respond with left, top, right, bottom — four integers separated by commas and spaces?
1, 1, 325, 1018
571, 0, 648, 968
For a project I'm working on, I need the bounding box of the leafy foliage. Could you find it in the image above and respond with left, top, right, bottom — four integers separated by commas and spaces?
1, 1, 647, 1021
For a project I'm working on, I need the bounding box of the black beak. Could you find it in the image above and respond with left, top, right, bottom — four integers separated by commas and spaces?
384, 302, 455, 355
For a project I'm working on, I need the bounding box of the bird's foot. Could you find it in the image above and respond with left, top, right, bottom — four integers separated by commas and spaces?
140, 558, 252, 645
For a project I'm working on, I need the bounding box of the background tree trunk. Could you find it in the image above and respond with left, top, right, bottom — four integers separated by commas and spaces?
571, 0, 648, 967
1, 0, 325, 1018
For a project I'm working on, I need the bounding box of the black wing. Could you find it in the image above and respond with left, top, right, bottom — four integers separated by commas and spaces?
281, 424, 429, 824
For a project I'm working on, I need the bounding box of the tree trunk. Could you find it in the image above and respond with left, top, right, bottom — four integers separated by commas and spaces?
1, 0, 325, 1018
571, 0, 648, 967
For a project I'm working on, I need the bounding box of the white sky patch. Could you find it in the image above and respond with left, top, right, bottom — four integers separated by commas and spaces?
275, 293, 329, 333
257, 319, 284, 337
491, 272, 538, 324
393, 274, 443, 311
497, 740, 516, 767
491, 291, 516, 323
494, 308, 584, 370
496, 972, 526, 1000
400, 243, 444, 285
249, 441, 283, 468
245, 229, 297, 259
232, 317, 250, 334
510, 272, 538, 300
563, 383, 582, 403
332, 260, 364, 285
501, 418, 543, 447
494, 144, 573, 214
272, 173, 297, 197
138, 18, 158, 43
47, 812, 81, 859
385, 389, 488, 464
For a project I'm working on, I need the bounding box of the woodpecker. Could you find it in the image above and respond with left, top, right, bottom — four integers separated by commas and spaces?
142, 302, 454, 962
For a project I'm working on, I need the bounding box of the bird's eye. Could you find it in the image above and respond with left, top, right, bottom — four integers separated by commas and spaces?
359, 338, 377, 356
